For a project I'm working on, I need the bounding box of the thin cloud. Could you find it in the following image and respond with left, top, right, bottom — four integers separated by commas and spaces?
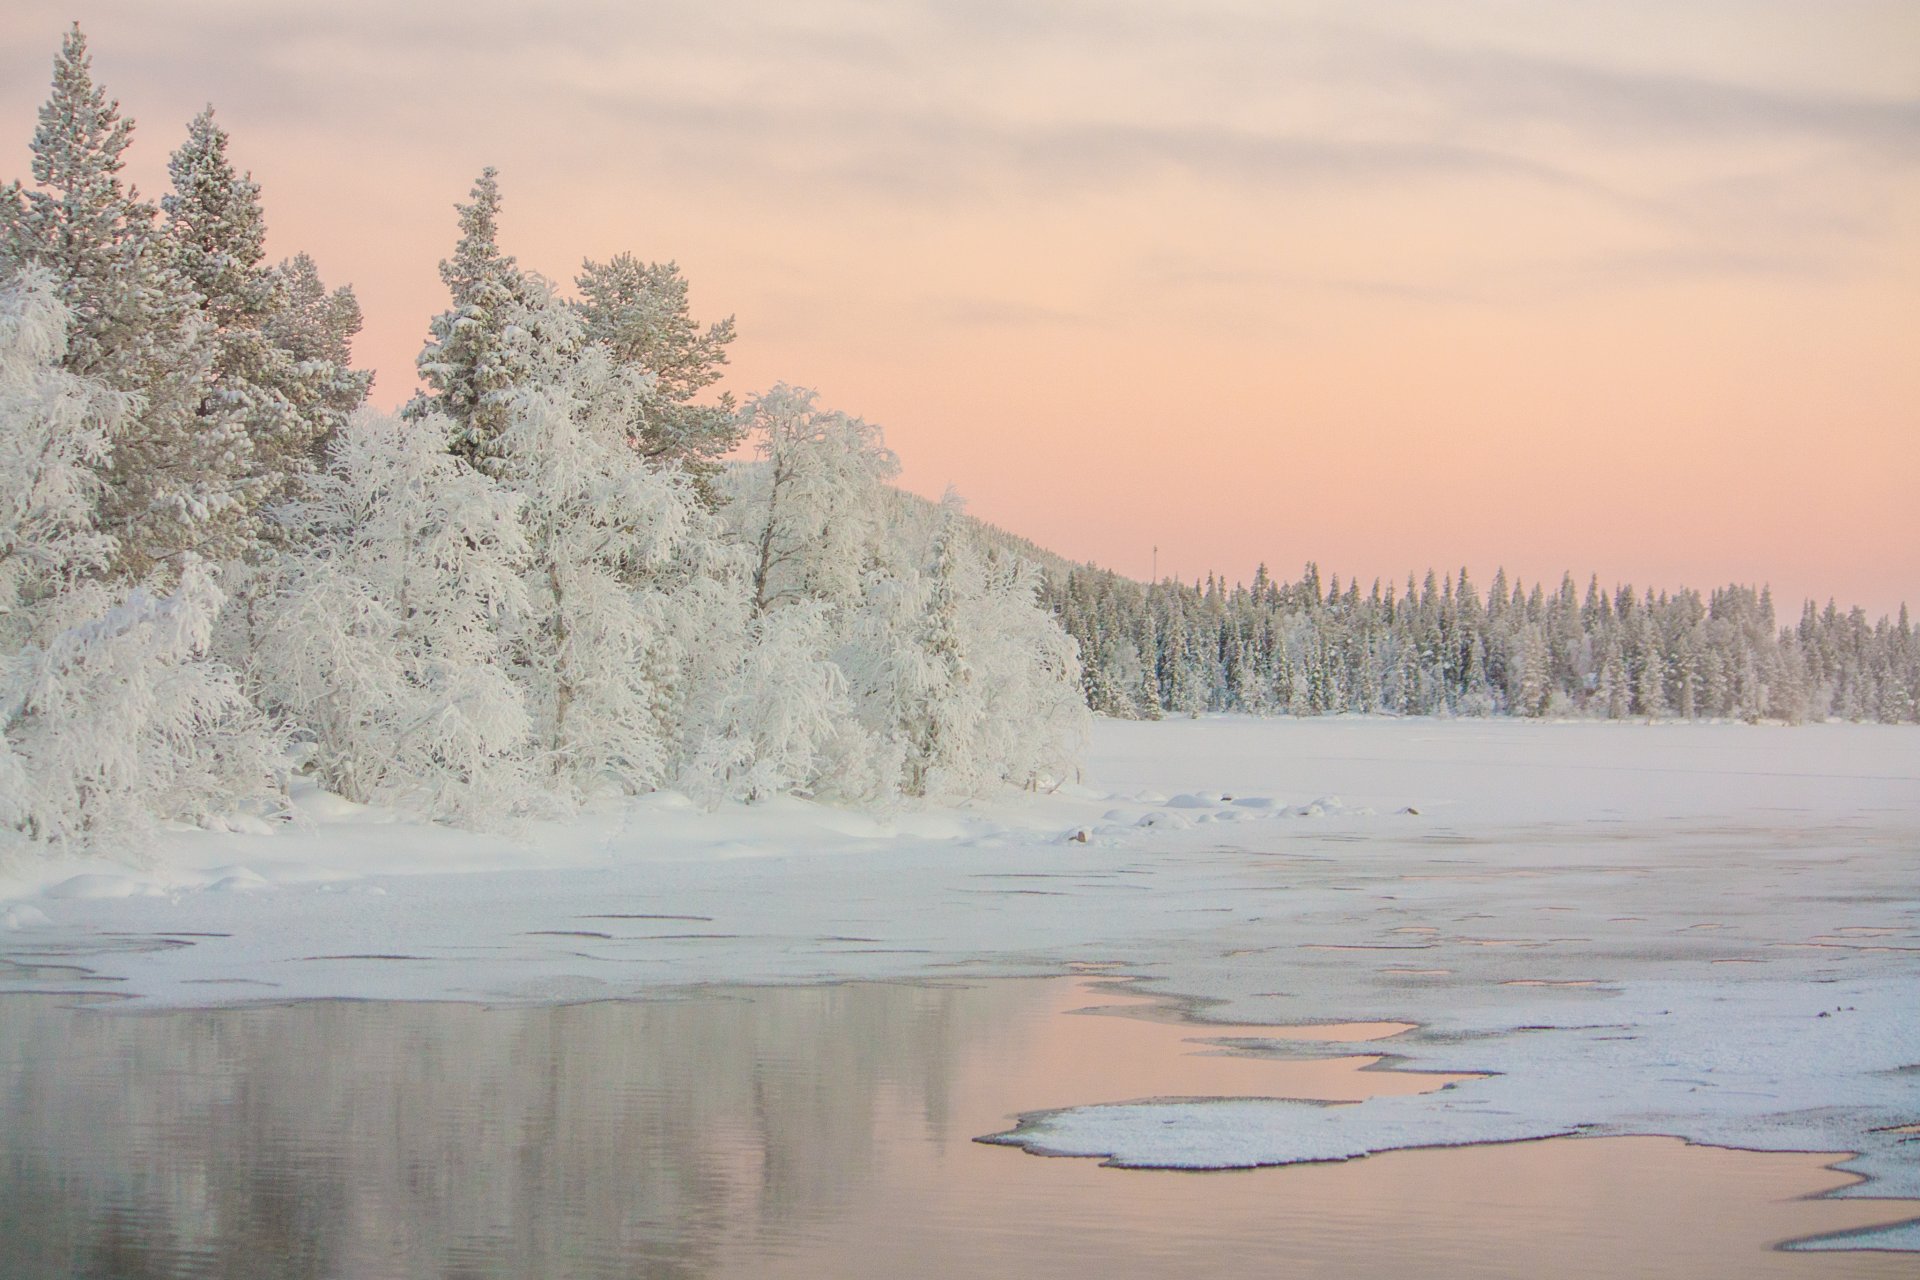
932, 296, 1095, 329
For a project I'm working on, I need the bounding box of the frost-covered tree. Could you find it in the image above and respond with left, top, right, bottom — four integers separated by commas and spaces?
3, 557, 275, 845
490, 283, 713, 800
897, 503, 984, 795
0, 25, 248, 580
0, 26, 146, 382
164, 109, 369, 513
575, 252, 740, 469
1, 270, 272, 845
0, 270, 121, 630
724, 384, 900, 616
836, 497, 1084, 799
255, 411, 530, 822
410, 167, 529, 470
1507, 620, 1551, 717
959, 543, 1087, 790
679, 599, 870, 806
267, 251, 370, 447
710, 388, 902, 801
164, 109, 269, 333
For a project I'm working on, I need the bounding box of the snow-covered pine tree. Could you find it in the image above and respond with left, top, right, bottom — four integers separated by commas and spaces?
264, 252, 370, 468
0, 26, 250, 581
164, 108, 369, 515
575, 252, 741, 471
255, 410, 531, 823
410, 167, 529, 470
164, 109, 270, 337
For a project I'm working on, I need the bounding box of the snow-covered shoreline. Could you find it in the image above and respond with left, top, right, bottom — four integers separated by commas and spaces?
5, 716, 1918, 1245
7, 713, 1904, 908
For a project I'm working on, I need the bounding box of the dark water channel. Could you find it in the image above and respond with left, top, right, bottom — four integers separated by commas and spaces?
2, 975, 1913, 1278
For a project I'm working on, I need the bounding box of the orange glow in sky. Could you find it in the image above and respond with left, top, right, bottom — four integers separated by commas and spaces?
5, 2, 1916, 614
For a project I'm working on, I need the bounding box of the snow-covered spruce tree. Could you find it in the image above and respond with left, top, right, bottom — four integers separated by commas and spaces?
409, 167, 530, 471
164, 108, 370, 514
254, 410, 531, 823
575, 252, 741, 471
490, 282, 716, 802
0, 26, 250, 582
0, 271, 273, 847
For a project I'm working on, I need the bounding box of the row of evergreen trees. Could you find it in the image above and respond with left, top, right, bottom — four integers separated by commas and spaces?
1047, 562, 1919, 724
0, 28, 1085, 849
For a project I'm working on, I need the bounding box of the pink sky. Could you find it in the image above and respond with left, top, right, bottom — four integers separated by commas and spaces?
5, 1, 1916, 615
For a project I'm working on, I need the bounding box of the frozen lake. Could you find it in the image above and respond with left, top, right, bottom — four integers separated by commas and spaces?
4, 718, 1918, 1266
4, 974, 1916, 1279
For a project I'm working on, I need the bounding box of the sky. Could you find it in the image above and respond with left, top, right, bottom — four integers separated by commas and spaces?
4, 1, 1917, 615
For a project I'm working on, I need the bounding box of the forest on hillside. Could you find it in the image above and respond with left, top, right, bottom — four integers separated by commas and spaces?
1045, 564, 1919, 724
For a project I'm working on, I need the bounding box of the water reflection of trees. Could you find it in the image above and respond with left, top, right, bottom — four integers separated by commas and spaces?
0, 980, 1039, 1279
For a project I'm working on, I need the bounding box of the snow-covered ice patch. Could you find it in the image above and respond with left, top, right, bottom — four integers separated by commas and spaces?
981, 1091, 1575, 1169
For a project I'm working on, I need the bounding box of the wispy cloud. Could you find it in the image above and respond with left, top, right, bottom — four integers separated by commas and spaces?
11, 2, 1913, 226
932, 296, 1095, 329
3, 1, 1911, 609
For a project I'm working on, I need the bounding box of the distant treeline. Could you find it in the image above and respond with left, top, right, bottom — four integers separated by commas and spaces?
1043, 563, 1919, 724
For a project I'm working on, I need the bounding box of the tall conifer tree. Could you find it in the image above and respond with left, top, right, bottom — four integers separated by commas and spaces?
1, 26, 248, 580
164, 107, 369, 512
411, 167, 531, 470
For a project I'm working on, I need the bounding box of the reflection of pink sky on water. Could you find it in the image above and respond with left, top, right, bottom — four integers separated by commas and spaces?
943, 978, 1462, 1130
713, 977, 1920, 1279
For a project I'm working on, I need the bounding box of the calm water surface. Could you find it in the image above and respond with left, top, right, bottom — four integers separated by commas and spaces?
2, 975, 1913, 1278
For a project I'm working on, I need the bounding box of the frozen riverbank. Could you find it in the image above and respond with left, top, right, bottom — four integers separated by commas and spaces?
3, 717, 1917, 1245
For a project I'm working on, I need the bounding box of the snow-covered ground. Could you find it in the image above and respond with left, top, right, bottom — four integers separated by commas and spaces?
4, 717, 1918, 1246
